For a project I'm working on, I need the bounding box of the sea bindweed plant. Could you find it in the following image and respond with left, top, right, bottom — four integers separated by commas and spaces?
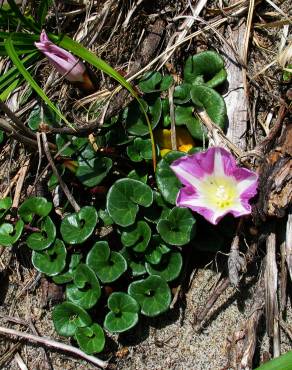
0, 22, 259, 356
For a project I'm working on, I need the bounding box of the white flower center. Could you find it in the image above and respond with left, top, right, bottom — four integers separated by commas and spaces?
200, 176, 239, 210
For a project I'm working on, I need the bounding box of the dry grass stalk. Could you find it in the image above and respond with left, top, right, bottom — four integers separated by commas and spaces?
264, 230, 280, 356
0, 326, 108, 369
286, 211, 292, 281
239, 263, 265, 369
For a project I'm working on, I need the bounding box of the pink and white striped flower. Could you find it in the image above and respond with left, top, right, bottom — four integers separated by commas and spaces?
170, 147, 258, 225
35, 30, 89, 84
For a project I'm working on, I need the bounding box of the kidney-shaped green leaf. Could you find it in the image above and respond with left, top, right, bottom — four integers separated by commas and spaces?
0, 220, 24, 247
26, 216, 56, 250
104, 292, 140, 333
173, 83, 192, 104
188, 85, 227, 141
53, 253, 82, 284
52, 301, 92, 337
128, 275, 171, 317
0, 197, 12, 218
145, 234, 170, 265
155, 151, 185, 205
125, 95, 162, 136
60, 206, 98, 244
146, 251, 183, 282
138, 71, 173, 93
75, 323, 105, 354
86, 241, 127, 283
18, 197, 52, 223
32, 238, 67, 276
76, 156, 112, 187
121, 221, 151, 252
120, 248, 146, 277
106, 179, 153, 227
66, 263, 101, 309
157, 207, 196, 246
126, 138, 153, 162
184, 51, 227, 88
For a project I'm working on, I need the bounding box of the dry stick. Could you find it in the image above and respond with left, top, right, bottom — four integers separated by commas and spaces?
240, 262, 265, 369
285, 210, 292, 281
0, 118, 39, 149
280, 240, 287, 316
0, 326, 108, 369
241, 0, 255, 142
1, 171, 20, 198
195, 108, 243, 158
0, 101, 36, 139
228, 218, 245, 287
194, 277, 230, 326
0, 342, 23, 369
41, 133, 80, 212
12, 158, 30, 209
195, 242, 258, 327
169, 85, 177, 151
265, 230, 280, 357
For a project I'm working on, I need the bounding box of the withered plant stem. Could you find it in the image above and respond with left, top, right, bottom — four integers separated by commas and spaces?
41, 133, 80, 213
0, 326, 108, 369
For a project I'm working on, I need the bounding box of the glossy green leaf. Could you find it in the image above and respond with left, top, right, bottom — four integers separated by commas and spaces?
52, 301, 92, 337
28, 104, 60, 131
104, 292, 140, 333
26, 216, 56, 250
184, 51, 227, 88
0, 197, 12, 218
157, 207, 196, 246
76, 156, 112, 187
60, 206, 98, 244
127, 169, 148, 184
18, 197, 52, 223
146, 251, 183, 282
86, 241, 127, 283
161, 99, 171, 127
175, 105, 196, 126
125, 95, 162, 136
173, 83, 192, 104
75, 324, 105, 354
120, 248, 146, 277
188, 85, 227, 140
254, 351, 292, 370
155, 151, 185, 205
98, 209, 113, 226
53, 253, 82, 284
121, 221, 151, 253
145, 235, 170, 265
106, 178, 153, 227
32, 238, 66, 276
66, 264, 101, 309
138, 71, 173, 93
0, 220, 24, 246
128, 275, 171, 317
126, 138, 153, 162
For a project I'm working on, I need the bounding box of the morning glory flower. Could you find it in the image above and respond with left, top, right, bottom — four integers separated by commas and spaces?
35, 30, 93, 90
170, 146, 258, 225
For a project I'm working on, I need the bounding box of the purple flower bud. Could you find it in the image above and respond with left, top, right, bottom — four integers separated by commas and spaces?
35, 30, 86, 83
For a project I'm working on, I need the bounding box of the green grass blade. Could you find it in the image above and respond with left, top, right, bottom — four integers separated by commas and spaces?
0, 78, 21, 100
55, 34, 156, 168
4, 36, 72, 127
37, 0, 53, 26
254, 352, 292, 370
0, 52, 38, 92
7, 0, 40, 33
